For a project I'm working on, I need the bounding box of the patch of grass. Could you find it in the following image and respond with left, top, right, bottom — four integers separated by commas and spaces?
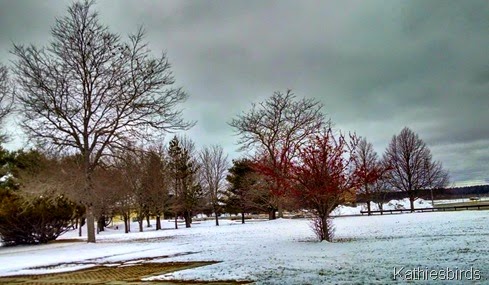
48, 238, 85, 244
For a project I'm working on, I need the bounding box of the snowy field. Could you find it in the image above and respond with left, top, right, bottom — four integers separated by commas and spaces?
0, 205, 488, 284
435, 196, 489, 205
333, 198, 432, 216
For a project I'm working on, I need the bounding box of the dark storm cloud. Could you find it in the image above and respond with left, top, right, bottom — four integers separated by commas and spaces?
0, 0, 488, 185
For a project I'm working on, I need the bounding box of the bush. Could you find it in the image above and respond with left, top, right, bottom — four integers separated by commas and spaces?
0, 190, 76, 246
310, 215, 335, 242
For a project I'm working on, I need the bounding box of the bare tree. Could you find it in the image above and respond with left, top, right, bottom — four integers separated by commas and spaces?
229, 90, 325, 219
92, 163, 132, 232
0, 64, 13, 141
118, 149, 150, 233
199, 144, 229, 226
383, 127, 449, 211
370, 172, 390, 215
11, 1, 193, 242
353, 138, 384, 215
92, 164, 128, 233
140, 146, 171, 230
103, 157, 135, 234
358, 156, 393, 215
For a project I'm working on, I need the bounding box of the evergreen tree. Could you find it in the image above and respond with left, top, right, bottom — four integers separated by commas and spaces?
225, 158, 267, 224
0, 149, 78, 246
168, 136, 202, 228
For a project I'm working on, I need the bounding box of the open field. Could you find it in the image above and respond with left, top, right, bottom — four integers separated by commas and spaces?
435, 197, 489, 208
1, 206, 488, 284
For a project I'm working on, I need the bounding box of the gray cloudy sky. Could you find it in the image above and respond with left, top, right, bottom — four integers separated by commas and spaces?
0, 0, 488, 186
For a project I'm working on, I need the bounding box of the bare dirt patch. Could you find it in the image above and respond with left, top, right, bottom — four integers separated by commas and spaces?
0, 261, 252, 284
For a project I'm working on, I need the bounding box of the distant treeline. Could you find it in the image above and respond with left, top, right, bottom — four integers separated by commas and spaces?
356, 185, 489, 203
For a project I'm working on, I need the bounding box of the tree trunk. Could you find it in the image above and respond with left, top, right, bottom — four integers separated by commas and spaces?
123, 215, 129, 233
184, 211, 191, 228
138, 219, 143, 232
409, 193, 415, 212
278, 200, 284, 218
126, 210, 131, 233
365, 184, 371, 216
97, 215, 105, 232
156, 215, 161, 230
86, 206, 96, 243
78, 219, 83, 237
146, 215, 151, 227
83, 151, 96, 243
241, 212, 245, 224
174, 214, 178, 229
268, 208, 276, 220
321, 215, 330, 242
214, 210, 219, 226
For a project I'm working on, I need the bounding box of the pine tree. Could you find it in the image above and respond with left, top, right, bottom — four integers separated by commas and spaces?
225, 158, 267, 224
168, 136, 202, 228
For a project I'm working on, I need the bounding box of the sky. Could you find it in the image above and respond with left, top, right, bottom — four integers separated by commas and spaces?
0, 0, 487, 187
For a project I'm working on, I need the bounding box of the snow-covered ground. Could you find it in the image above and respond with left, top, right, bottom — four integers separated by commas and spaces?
333, 198, 432, 216
435, 197, 489, 205
0, 205, 488, 284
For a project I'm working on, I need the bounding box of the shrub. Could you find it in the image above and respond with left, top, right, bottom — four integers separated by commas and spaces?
310, 216, 335, 242
0, 190, 76, 246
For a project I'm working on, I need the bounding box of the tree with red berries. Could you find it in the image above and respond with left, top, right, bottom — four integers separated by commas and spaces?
291, 127, 359, 241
